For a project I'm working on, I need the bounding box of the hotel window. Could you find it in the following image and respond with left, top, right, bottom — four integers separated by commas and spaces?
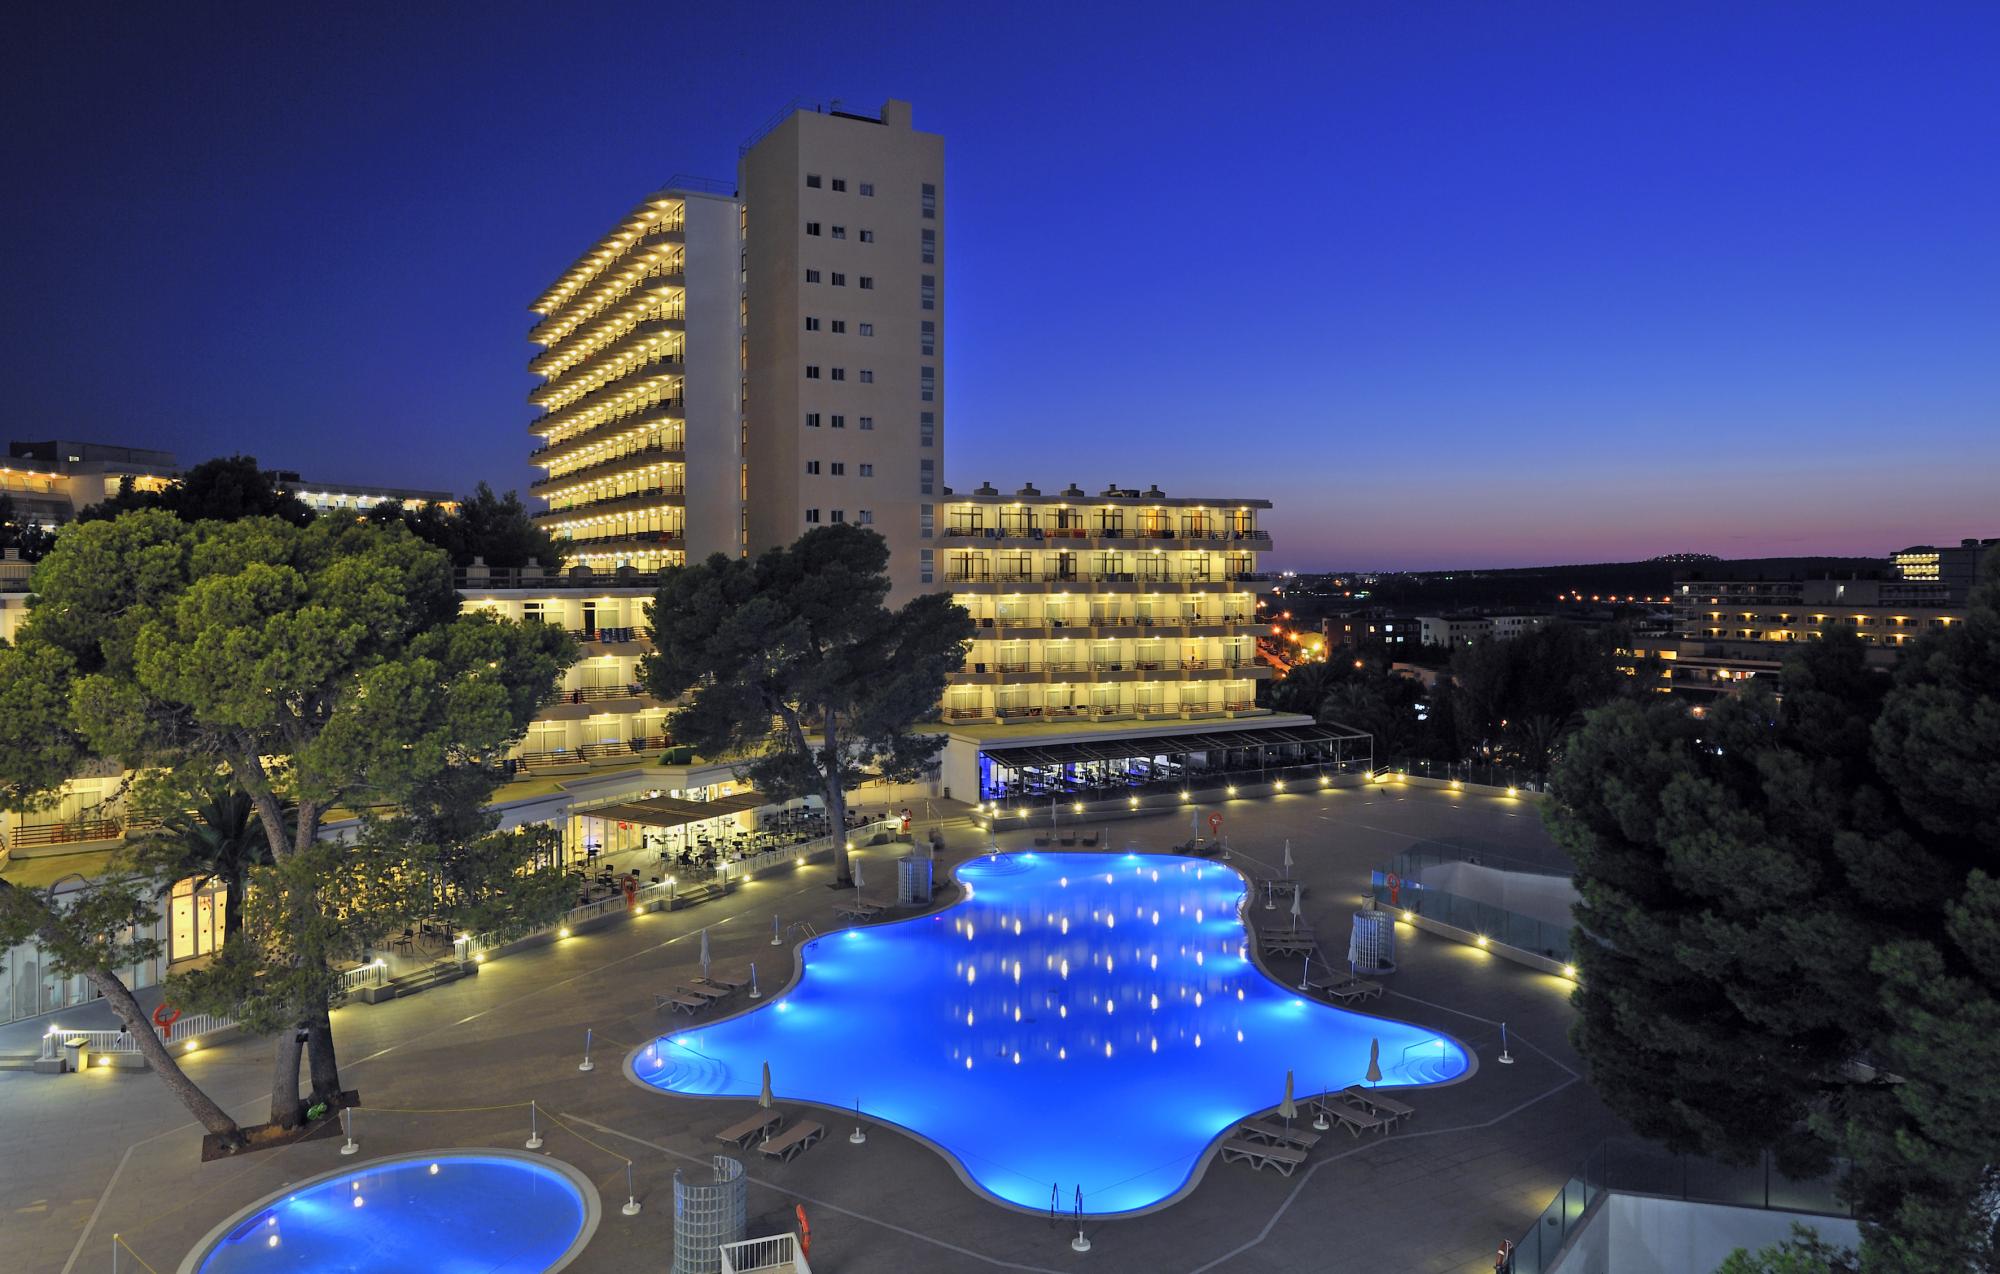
858, 509, 873, 525
858, 415, 874, 430
859, 463, 874, 477
831, 225, 846, 239
830, 367, 845, 381
920, 411, 935, 446
921, 320, 935, 355
921, 183, 936, 218
831, 414, 845, 428
830, 319, 846, 333
859, 322, 873, 336
805, 268, 821, 283
920, 458, 935, 495
920, 275, 936, 309
831, 462, 845, 475
806, 461, 821, 474
831, 272, 846, 286
859, 276, 874, 289
805, 316, 821, 331
806, 508, 821, 523
831, 509, 845, 523
831, 178, 847, 192
920, 367, 936, 401
805, 412, 821, 427
806, 365, 821, 379
859, 229, 874, 243
859, 369, 874, 383
806, 222, 822, 236
806, 174, 822, 188
920, 504, 934, 538
170, 877, 227, 962
922, 228, 936, 263
920, 548, 934, 584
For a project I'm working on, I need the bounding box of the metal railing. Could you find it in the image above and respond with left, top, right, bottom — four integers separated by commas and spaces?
336, 961, 389, 995
8, 817, 123, 847
719, 1232, 811, 1273
41, 1011, 235, 1060
1508, 1138, 1851, 1274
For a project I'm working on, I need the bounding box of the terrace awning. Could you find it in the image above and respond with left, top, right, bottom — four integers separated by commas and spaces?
981, 723, 1368, 772
583, 789, 770, 829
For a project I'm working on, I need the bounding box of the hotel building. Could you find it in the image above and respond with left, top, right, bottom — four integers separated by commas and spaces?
1663, 537, 1993, 698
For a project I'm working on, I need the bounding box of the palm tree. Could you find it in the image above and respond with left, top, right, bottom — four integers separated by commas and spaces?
132, 780, 276, 941
1272, 659, 1339, 717
1507, 712, 1579, 788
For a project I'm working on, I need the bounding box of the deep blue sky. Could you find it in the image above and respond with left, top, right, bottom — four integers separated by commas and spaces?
5, 3, 1997, 569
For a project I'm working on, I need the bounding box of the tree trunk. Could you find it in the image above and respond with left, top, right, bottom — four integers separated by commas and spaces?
270, 1024, 305, 1130
223, 877, 245, 942
821, 711, 851, 886
82, 968, 244, 1146
304, 1000, 341, 1105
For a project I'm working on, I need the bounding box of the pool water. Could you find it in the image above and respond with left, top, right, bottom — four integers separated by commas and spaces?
187, 1152, 592, 1274
635, 852, 1469, 1214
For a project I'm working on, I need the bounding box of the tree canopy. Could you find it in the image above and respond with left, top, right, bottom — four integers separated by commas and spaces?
1550, 550, 2000, 1271
367, 481, 563, 570
0, 509, 576, 1136
76, 455, 315, 526
0, 493, 58, 562
642, 524, 973, 883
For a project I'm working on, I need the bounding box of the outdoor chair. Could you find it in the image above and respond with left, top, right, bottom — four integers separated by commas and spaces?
655, 991, 707, 1015
715, 1110, 783, 1148
393, 929, 416, 956
1219, 1138, 1308, 1176
679, 982, 732, 1001
1238, 1119, 1321, 1150
1312, 1099, 1391, 1137
759, 1119, 824, 1162
1315, 977, 1382, 1004
1342, 1087, 1414, 1123
697, 972, 748, 991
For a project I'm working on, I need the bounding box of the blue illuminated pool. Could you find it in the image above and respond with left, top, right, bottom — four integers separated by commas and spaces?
181, 1151, 598, 1274
633, 852, 1470, 1214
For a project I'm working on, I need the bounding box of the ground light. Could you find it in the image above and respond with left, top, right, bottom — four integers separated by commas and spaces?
1506, 786, 1519, 797
1475, 934, 1490, 948
1563, 964, 1577, 979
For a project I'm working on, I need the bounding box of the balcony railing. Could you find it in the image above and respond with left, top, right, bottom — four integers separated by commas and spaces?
946, 569, 1270, 585
532, 443, 685, 489
538, 486, 687, 519
960, 658, 1254, 676
970, 613, 1254, 630
508, 735, 671, 772
539, 683, 649, 707
8, 817, 124, 848
941, 526, 1269, 544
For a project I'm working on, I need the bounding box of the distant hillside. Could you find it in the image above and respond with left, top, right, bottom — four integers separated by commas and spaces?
1280, 555, 1887, 612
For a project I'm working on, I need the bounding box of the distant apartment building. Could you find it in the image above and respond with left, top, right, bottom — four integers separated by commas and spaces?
0, 439, 452, 525
1665, 537, 1992, 698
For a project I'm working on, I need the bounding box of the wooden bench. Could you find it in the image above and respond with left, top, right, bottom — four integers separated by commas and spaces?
759, 1119, 824, 1163
1220, 1138, 1308, 1176
715, 1110, 782, 1148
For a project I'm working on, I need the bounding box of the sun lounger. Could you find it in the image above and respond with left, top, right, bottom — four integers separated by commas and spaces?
1238, 1119, 1321, 1150
679, 982, 732, 1001
1343, 1086, 1414, 1121
759, 1119, 824, 1163
654, 991, 708, 1015
1307, 976, 1381, 1003
697, 972, 748, 991
1259, 931, 1318, 956
715, 1111, 783, 1148
1220, 1138, 1308, 1176
1312, 1099, 1391, 1137
832, 901, 883, 921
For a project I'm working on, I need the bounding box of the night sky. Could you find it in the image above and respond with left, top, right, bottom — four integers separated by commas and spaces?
5, 3, 1996, 569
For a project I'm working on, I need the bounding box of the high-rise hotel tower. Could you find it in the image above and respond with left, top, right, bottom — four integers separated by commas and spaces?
527, 101, 942, 596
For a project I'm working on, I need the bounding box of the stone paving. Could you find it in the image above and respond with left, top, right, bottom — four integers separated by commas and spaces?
0, 784, 1625, 1274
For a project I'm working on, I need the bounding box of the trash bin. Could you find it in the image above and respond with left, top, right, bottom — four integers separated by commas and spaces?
898, 856, 934, 906
62, 1040, 87, 1073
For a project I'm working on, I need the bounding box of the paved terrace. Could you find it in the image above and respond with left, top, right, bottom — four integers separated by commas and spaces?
0, 785, 1624, 1274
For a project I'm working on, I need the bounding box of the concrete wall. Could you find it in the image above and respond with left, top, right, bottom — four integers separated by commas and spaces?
1548, 1194, 1858, 1274
681, 190, 746, 562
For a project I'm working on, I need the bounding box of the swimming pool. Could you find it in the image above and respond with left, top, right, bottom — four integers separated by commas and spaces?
633, 852, 1470, 1215
179, 1150, 599, 1274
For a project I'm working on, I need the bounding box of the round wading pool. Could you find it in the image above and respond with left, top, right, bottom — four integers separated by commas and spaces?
179, 1149, 599, 1274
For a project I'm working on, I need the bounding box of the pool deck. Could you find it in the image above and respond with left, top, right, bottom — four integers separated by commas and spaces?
1, 784, 1624, 1274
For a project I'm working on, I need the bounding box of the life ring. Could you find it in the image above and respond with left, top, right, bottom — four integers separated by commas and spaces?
1386, 872, 1401, 905
795, 1204, 811, 1258
1495, 1238, 1515, 1272
1207, 813, 1222, 834
153, 1002, 182, 1038
622, 878, 638, 910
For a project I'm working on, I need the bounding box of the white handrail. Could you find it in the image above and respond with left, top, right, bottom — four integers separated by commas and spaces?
41, 1010, 235, 1059
718, 1232, 810, 1274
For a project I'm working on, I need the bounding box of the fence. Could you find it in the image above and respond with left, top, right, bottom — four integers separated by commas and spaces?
1510, 1138, 1851, 1274
41, 1010, 235, 1060
718, 1233, 810, 1273
1384, 754, 1547, 793
1369, 845, 1576, 962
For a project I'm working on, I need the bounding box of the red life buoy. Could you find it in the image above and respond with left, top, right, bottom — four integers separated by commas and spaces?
1386, 872, 1402, 905
152, 1002, 182, 1038
622, 878, 638, 909
796, 1204, 811, 1258
1207, 813, 1222, 834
